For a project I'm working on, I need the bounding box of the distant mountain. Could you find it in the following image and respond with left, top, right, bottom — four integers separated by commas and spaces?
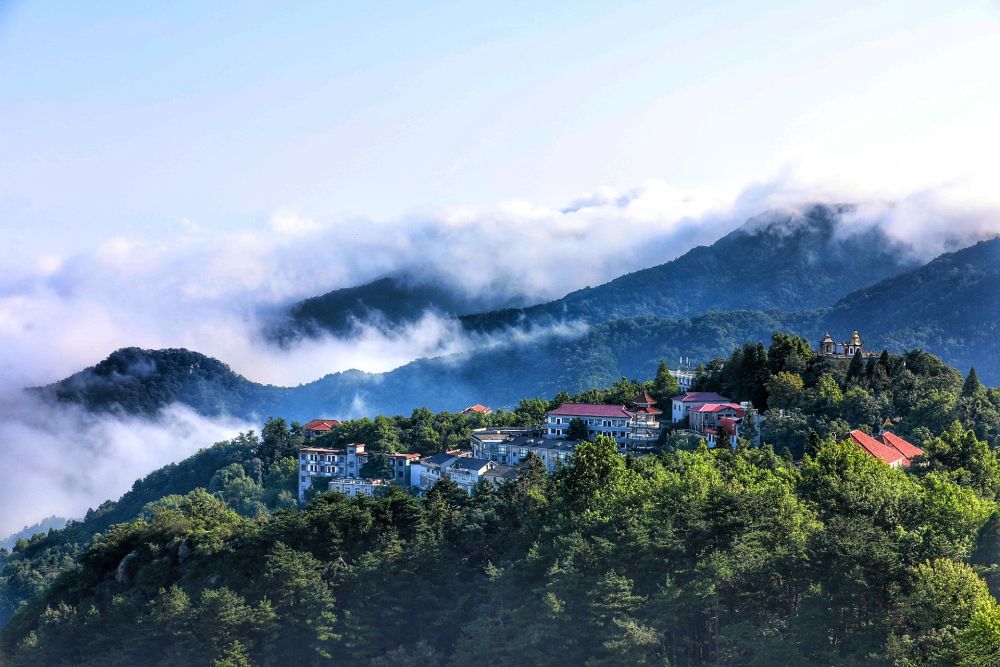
0, 516, 69, 551
824, 236, 1000, 373
39, 235, 1000, 422
36, 347, 286, 418
266, 272, 532, 343
461, 204, 920, 331
37, 311, 812, 421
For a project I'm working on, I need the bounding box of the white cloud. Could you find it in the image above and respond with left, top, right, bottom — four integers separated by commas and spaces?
1, 173, 999, 395
0, 390, 252, 538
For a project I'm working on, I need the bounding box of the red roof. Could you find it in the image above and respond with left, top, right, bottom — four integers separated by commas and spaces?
720, 416, 740, 436
547, 403, 633, 418
688, 403, 745, 414
389, 452, 421, 460
848, 430, 908, 466
636, 391, 657, 405
671, 392, 731, 403
461, 404, 493, 414
632, 406, 663, 415
303, 419, 340, 432
878, 432, 924, 461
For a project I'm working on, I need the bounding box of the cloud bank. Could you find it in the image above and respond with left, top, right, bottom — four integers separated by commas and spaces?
0, 389, 252, 539
3, 175, 1000, 393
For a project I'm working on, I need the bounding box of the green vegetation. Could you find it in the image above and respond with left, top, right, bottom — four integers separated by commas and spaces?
689, 335, 1000, 459
5, 430, 1000, 665
8, 338, 1000, 664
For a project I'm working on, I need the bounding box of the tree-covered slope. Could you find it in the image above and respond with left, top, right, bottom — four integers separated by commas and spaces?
35, 347, 287, 418
36, 237, 1000, 421
826, 237, 1000, 374
461, 204, 920, 331
267, 272, 531, 343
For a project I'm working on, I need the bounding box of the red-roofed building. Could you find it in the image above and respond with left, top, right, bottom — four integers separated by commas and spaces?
878, 431, 924, 463
302, 419, 341, 440
670, 392, 732, 423
461, 404, 493, 415
544, 393, 664, 449
847, 429, 922, 467
688, 403, 745, 434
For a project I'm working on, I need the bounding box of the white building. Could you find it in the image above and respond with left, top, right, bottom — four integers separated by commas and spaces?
670, 369, 696, 393
670, 392, 732, 423
409, 451, 497, 494
328, 476, 391, 497
471, 428, 577, 472
298, 443, 369, 501
298, 444, 419, 501
544, 394, 663, 449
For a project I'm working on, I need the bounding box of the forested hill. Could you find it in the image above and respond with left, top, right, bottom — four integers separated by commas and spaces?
36, 237, 1000, 420
8, 345, 1000, 664
825, 237, 1000, 371
266, 272, 529, 344
460, 204, 920, 332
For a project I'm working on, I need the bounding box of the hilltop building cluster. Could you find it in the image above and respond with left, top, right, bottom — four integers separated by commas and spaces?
818, 330, 878, 359
298, 328, 920, 500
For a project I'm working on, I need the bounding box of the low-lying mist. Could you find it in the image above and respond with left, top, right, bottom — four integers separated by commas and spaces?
0, 389, 252, 539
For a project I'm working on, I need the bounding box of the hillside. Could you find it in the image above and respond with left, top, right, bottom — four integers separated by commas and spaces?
461, 204, 920, 331
266, 272, 532, 343
826, 237, 1000, 373
6, 347, 1000, 664
36, 347, 287, 418
37, 237, 1000, 421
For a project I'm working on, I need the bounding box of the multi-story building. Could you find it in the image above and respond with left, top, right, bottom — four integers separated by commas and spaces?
670, 392, 732, 423
670, 369, 696, 392
297, 443, 369, 501
409, 451, 497, 494
389, 452, 420, 486
687, 402, 745, 434
471, 428, 578, 471
298, 444, 419, 501
544, 393, 663, 449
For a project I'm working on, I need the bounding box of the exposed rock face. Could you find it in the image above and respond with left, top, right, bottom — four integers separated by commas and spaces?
115, 551, 139, 586
177, 538, 192, 563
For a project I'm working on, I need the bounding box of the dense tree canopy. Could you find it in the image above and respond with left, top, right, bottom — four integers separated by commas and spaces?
6, 339, 1000, 665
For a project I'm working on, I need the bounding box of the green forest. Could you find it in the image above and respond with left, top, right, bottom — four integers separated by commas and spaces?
7, 334, 1000, 665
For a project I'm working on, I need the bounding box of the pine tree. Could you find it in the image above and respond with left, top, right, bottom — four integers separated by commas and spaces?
963, 367, 984, 397
846, 350, 865, 384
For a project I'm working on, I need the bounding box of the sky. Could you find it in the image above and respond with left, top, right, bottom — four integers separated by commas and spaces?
2, 1, 1000, 534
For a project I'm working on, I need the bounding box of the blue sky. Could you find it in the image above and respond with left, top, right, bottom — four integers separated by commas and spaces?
2, 0, 999, 256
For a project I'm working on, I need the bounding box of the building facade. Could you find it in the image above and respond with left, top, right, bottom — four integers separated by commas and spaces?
302, 418, 341, 440
328, 476, 391, 497
471, 428, 578, 472
544, 394, 663, 449
670, 392, 732, 423
409, 451, 497, 494
298, 443, 370, 501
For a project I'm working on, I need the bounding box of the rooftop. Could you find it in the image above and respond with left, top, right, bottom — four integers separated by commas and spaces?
848, 430, 908, 466
672, 392, 731, 403
688, 402, 745, 414
547, 403, 632, 418
303, 419, 340, 431
449, 457, 494, 471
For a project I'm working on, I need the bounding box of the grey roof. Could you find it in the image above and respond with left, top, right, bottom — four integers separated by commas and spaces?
490, 435, 579, 452
485, 465, 519, 480
423, 452, 459, 466
449, 457, 493, 471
